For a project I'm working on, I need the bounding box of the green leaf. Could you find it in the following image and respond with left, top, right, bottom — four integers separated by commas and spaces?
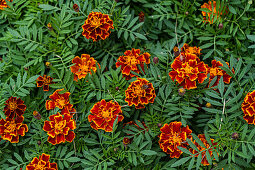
171, 157, 191, 167
140, 150, 157, 156
66, 157, 80, 162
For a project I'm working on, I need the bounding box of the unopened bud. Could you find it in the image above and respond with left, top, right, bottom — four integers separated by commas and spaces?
38, 140, 41, 145
139, 12, 145, 22
45, 62, 51, 67
157, 123, 162, 128
219, 23, 223, 29
73, 4, 79, 12
33, 111, 41, 120
232, 132, 239, 140
205, 102, 212, 108
115, 86, 119, 90
153, 57, 159, 64
185, 11, 189, 15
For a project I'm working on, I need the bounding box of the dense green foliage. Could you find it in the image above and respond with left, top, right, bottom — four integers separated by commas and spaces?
0, 0, 255, 169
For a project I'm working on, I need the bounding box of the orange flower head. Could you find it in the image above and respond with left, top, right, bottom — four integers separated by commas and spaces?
36, 75, 54, 91
0, 0, 12, 10
208, 60, 234, 87
181, 43, 202, 56
169, 53, 209, 90
125, 78, 156, 109
70, 54, 100, 81
242, 90, 255, 124
26, 153, 58, 170
0, 116, 28, 143
159, 121, 192, 158
189, 134, 218, 166
82, 11, 114, 41
201, 0, 228, 24
4, 97, 26, 119
88, 99, 124, 132
43, 113, 76, 145
116, 49, 151, 80
46, 89, 75, 115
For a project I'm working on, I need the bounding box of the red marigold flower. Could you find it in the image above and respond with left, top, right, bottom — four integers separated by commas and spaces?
36, 75, 54, 91
73, 3, 79, 12
123, 137, 131, 145
0, 116, 28, 143
70, 54, 100, 81
125, 78, 156, 109
43, 113, 76, 145
189, 134, 218, 166
116, 49, 151, 80
169, 53, 209, 90
82, 11, 114, 41
208, 60, 234, 87
45, 89, 75, 115
0, 0, 12, 10
181, 43, 202, 56
138, 11, 145, 22
4, 97, 26, 119
88, 99, 124, 132
26, 153, 58, 170
242, 90, 255, 124
201, 0, 228, 24
159, 121, 192, 158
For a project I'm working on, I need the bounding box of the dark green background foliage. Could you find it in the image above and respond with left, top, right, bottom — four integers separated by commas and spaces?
0, 0, 255, 169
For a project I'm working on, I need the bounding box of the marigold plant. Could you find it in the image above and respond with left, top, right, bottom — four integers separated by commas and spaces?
26, 153, 58, 170
0, 0, 12, 10
43, 113, 76, 145
158, 121, 192, 158
4, 97, 26, 119
189, 134, 218, 166
169, 53, 208, 90
88, 99, 124, 132
70, 54, 100, 81
125, 78, 156, 109
242, 90, 255, 124
36, 75, 54, 91
0, 116, 28, 143
116, 48, 150, 80
82, 11, 114, 41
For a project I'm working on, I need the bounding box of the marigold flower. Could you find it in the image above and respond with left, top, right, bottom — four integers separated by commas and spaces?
205, 102, 212, 108
43, 113, 76, 145
159, 121, 192, 158
178, 87, 186, 96
125, 78, 156, 109
169, 53, 209, 90
201, 0, 228, 24
0, 0, 12, 10
47, 23, 53, 31
82, 11, 114, 41
208, 60, 234, 87
116, 49, 151, 80
73, 3, 79, 12
36, 75, 54, 91
189, 134, 218, 166
123, 137, 131, 145
139, 11, 145, 22
45, 61, 51, 67
242, 90, 255, 124
0, 116, 28, 143
181, 43, 202, 56
4, 97, 26, 119
88, 99, 124, 132
26, 153, 58, 170
70, 54, 100, 81
46, 89, 75, 115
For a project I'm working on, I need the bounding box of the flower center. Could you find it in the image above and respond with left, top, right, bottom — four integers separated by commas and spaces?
171, 133, 182, 144
90, 17, 101, 27
35, 160, 46, 170
210, 67, 223, 76
101, 109, 110, 118
126, 55, 138, 65
183, 64, 193, 74
79, 64, 90, 72
134, 86, 144, 96
56, 97, 67, 108
4, 121, 16, 133
55, 120, 66, 132
9, 101, 18, 111
43, 76, 51, 84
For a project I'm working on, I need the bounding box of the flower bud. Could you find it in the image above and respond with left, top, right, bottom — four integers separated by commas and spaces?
231, 132, 239, 140
73, 4, 79, 12
47, 23, 53, 31
33, 111, 41, 120
115, 86, 119, 90
178, 87, 186, 96
157, 123, 162, 128
219, 23, 223, 29
45, 62, 51, 67
185, 11, 189, 15
24, 67, 28, 71
205, 102, 212, 108
139, 12, 145, 22
153, 57, 159, 64
37, 140, 41, 145
123, 137, 131, 145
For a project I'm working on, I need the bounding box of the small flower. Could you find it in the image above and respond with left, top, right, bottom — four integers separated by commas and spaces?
0, 0, 12, 10
178, 87, 186, 96
26, 153, 58, 170
47, 23, 53, 31
231, 132, 239, 140
46, 89, 75, 115
169, 53, 209, 90
173, 46, 180, 57
115, 86, 119, 91
189, 134, 218, 166
219, 23, 223, 29
73, 3, 79, 12
43, 113, 76, 145
82, 11, 114, 41
242, 90, 255, 124
205, 102, 212, 108
70, 54, 100, 81
33, 111, 41, 120
36, 75, 54, 91
45, 62, 51, 67
0, 116, 28, 143
138, 11, 145, 22
157, 123, 162, 128
88, 99, 124, 132
208, 60, 234, 88
125, 78, 156, 109
4, 97, 26, 119
153, 57, 159, 64
123, 137, 131, 145
159, 121, 192, 158
116, 49, 150, 80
